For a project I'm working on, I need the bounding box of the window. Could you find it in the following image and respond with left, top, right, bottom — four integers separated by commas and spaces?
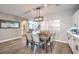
28, 21, 39, 31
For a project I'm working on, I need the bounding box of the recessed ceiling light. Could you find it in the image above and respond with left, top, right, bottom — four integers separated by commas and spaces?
44, 4, 47, 7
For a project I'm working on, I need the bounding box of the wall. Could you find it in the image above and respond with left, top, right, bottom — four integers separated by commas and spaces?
40, 10, 76, 42
0, 12, 22, 41
72, 10, 79, 27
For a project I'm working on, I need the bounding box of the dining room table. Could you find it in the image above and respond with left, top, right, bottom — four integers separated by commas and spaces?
38, 31, 52, 53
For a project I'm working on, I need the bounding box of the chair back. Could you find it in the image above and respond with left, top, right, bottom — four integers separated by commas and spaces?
31, 33, 40, 43
26, 32, 33, 41
50, 33, 55, 42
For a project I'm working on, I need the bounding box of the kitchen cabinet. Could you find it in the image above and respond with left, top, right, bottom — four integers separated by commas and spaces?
72, 10, 79, 27
68, 35, 75, 53
67, 10, 79, 54
73, 37, 79, 53
68, 34, 79, 54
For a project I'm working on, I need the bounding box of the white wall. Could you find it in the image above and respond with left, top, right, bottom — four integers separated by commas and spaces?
40, 10, 76, 42
72, 10, 79, 27
0, 12, 22, 41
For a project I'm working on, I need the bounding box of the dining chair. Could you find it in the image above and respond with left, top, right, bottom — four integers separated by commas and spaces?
39, 32, 55, 53
31, 33, 41, 54
39, 35, 52, 53
25, 32, 33, 49
48, 33, 55, 52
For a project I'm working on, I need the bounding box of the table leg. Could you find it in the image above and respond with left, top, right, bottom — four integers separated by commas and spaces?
44, 40, 47, 53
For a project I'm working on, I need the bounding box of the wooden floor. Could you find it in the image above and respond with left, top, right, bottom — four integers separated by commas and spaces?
0, 38, 73, 54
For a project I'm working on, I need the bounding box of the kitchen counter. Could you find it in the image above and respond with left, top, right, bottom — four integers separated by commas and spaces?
67, 27, 79, 39
67, 31, 79, 39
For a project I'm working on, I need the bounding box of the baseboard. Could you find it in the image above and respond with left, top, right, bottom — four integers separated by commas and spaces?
54, 39, 68, 44
0, 36, 68, 44
0, 36, 22, 43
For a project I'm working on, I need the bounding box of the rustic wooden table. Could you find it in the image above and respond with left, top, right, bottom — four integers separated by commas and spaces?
39, 31, 52, 53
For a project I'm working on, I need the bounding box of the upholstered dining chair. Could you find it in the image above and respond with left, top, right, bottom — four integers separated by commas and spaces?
25, 29, 34, 49
26, 33, 32, 47
39, 35, 52, 53
31, 32, 41, 54
48, 33, 55, 52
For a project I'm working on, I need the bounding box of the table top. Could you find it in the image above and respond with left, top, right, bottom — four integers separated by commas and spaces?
38, 31, 52, 40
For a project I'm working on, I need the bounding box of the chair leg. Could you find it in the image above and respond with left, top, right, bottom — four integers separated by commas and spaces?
31, 41, 35, 50
39, 42, 42, 53
41, 43, 44, 49
52, 41, 54, 49
33, 45, 37, 54
50, 43, 52, 53
26, 40, 29, 48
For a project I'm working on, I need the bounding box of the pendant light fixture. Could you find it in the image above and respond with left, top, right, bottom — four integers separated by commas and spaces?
34, 7, 44, 22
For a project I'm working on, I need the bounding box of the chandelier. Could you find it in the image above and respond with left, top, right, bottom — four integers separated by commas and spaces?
34, 7, 44, 22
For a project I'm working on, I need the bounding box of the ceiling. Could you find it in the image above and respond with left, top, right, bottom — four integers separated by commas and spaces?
0, 4, 79, 19
0, 4, 42, 17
